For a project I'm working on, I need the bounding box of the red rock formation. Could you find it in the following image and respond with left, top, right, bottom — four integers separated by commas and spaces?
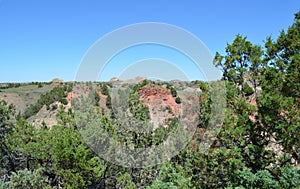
137, 86, 182, 128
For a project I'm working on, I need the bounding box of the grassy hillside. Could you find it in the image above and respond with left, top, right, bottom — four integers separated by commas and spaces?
0, 83, 55, 114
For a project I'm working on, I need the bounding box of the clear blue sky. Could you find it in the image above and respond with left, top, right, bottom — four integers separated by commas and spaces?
0, 0, 299, 82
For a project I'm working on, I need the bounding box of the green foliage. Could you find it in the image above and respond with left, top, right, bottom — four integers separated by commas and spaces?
37, 83, 43, 88
244, 82, 254, 96
132, 79, 150, 93
183, 147, 244, 188
99, 84, 113, 109
175, 96, 181, 104
199, 81, 209, 92
170, 87, 177, 97
88, 89, 100, 106
94, 90, 100, 105
129, 85, 150, 121
214, 35, 263, 96
0, 100, 15, 126
100, 84, 109, 96
0, 168, 50, 189
5, 117, 106, 188
264, 12, 300, 99
261, 11, 300, 165
59, 98, 68, 105
47, 126, 104, 188
116, 173, 137, 189
106, 93, 112, 109
147, 163, 194, 189
229, 167, 300, 189
0, 100, 16, 180
56, 106, 75, 126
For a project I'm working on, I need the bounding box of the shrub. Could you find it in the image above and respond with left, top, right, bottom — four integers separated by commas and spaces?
1, 168, 50, 189
100, 84, 109, 96
59, 98, 68, 105
170, 87, 177, 97
199, 81, 209, 92
106, 94, 112, 109
244, 82, 254, 96
175, 97, 181, 104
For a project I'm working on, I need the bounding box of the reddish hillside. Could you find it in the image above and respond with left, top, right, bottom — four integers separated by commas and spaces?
137, 86, 181, 128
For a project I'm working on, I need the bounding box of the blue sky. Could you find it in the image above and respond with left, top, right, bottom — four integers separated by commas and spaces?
0, 0, 299, 82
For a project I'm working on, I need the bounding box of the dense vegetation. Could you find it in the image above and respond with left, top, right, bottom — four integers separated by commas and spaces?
0, 11, 299, 188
